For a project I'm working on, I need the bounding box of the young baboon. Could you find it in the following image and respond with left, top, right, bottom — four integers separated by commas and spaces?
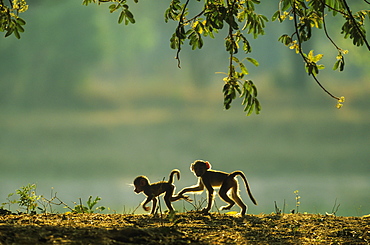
177, 160, 257, 215
133, 169, 189, 214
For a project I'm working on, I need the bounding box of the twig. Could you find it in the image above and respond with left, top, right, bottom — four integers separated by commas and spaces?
53, 196, 74, 212
274, 201, 281, 214
331, 198, 340, 215
183, 9, 206, 24
227, 0, 238, 78
174, 0, 191, 68
79, 198, 84, 213
321, 0, 348, 16
320, 2, 343, 51
132, 203, 141, 214
292, 0, 340, 100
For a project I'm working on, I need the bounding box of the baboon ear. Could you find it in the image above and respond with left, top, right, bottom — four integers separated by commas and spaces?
140, 179, 146, 186
190, 163, 195, 171
205, 161, 211, 169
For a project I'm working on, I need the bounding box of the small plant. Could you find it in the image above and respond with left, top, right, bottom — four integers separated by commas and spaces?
326, 198, 340, 216
274, 199, 287, 215
72, 196, 106, 213
1, 185, 108, 215
274, 201, 282, 215
294, 190, 301, 214
1, 185, 68, 214
184, 194, 207, 212
2, 184, 41, 214
1, 193, 17, 211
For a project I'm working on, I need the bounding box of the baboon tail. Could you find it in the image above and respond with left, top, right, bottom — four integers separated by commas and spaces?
168, 169, 180, 184
231, 171, 258, 205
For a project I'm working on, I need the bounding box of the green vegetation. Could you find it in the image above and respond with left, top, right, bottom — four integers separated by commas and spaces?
1, 0, 369, 114
0, 0, 27, 38
72, 196, 107, 214
294, 190, 301, 214
1, 184, 107, 214
1, 184, 40, 214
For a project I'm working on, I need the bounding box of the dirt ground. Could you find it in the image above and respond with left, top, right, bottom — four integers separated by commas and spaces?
0, 212, 369, 244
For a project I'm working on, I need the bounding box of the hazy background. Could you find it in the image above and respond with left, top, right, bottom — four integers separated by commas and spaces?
1, 1, 369, 216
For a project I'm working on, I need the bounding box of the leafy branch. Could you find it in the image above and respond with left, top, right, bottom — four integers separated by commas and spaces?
83, 0, 368, 112
341, 0, 370, 50
2, 0, 369, 114
0, 0, 27, 39
273, 0, 369, 109
82, 0, 137, 25
164, 0, 265, 115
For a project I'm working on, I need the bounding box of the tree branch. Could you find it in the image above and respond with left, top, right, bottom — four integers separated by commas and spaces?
174, 0, 191, 68
321, 1, 342, 51
183, 9, 205, 25
292, 0, 340, 100
342, 0, 370, 50
226, 0, 237, 78
322, 1, 348, 16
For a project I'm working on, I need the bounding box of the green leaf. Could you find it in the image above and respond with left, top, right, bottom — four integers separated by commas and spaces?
246, 100, 254, 116
254, 99, 261, 114
333, 60, 340, 70
4, 29, 14, 38
118, 11, 125, 24
246, 57, 259, 66
17, 18, 26, 26
339, 61, 344, 71
16, 23, 24, 33
125, 9, 134, 20
281, 0, 291, 11
272, 10, 280, 22
251, 82, 258, 97
278, 34, 292, 46
232, 56, 240, 63
240, 63, 248, 75
109, 4, 117, 13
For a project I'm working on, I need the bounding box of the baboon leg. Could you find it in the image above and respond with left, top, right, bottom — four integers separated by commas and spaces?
164, 187, 175, 212
219, 185, 235, 210
151, 197, 158, 214
231, 188, 247, 215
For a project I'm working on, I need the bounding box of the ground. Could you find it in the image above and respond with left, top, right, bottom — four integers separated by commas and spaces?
0, 212, 369, 244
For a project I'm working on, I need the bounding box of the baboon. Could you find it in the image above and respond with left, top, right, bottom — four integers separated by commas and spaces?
133, 169, 189, 214
177, 160, 257, 215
